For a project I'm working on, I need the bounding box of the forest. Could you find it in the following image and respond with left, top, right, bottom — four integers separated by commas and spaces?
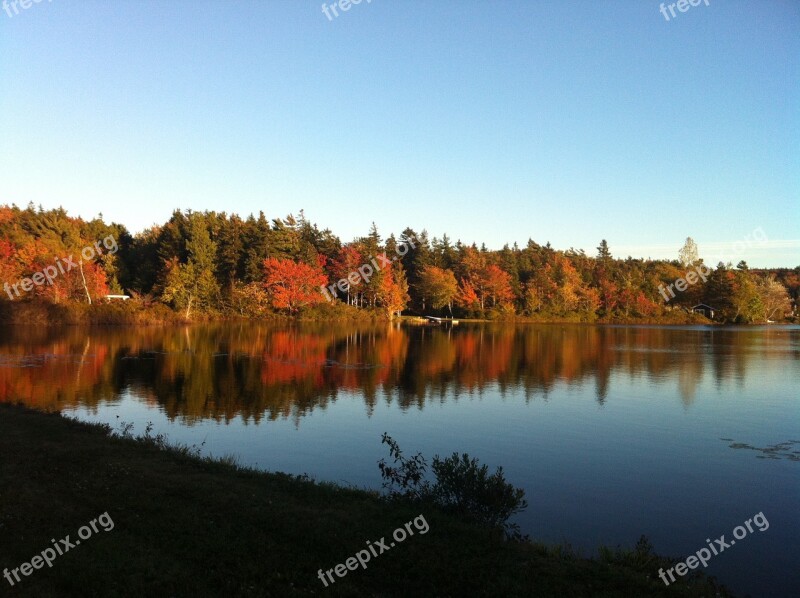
0, 203, 796, 323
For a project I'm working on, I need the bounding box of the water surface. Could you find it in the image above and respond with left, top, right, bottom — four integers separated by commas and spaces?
1, 323, 798, 596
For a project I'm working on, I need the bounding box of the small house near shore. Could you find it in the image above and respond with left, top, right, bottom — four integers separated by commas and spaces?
691, 304, 715, 319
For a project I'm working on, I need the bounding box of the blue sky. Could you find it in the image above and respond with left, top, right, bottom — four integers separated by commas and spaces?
1, 0, 798, 266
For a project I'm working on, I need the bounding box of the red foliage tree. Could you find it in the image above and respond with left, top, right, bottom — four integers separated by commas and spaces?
79, 261, 110, 303
598, 279, 619, 313
263, 257, 327, 313
330, 244, 364, 304
633, 290, 658, 317
455, 279, 481, 310
480, 264, 514, 307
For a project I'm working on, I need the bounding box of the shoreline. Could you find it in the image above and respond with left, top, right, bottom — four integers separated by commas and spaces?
0, 403, 732, 596
0, 298, 776, 327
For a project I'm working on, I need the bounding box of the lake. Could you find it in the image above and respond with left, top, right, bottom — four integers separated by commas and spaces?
1, 322, 798, 597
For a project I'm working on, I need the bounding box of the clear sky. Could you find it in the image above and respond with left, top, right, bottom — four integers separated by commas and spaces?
1, 0, 798, 266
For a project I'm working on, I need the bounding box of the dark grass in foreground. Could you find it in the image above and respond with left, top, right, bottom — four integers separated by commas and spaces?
0, 404, 731, 597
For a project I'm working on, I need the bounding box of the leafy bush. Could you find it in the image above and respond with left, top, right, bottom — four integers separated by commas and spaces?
430, 452, 527, 531
599, 535, 662, 570
377, 433, 528, 537
377, 433, 430, 501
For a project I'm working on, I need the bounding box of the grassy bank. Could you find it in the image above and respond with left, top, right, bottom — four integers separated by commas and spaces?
0, 404, 731, 597
0, 298, 769, 327
0, 300, 384, 326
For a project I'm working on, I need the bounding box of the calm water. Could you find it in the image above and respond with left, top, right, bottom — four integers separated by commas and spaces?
1, 323, 798, 597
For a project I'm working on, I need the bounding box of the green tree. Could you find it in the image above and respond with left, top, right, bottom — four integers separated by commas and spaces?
417, 265, 458, 315
162, 213, 220, 316
243, 212, 271, 283
597, 239, 611, 264
216, 214, 244, 293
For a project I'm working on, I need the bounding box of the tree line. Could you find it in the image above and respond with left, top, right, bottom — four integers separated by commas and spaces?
0, 203, 796, 323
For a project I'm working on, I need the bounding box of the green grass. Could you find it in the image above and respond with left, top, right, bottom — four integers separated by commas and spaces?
0, 404, 731, 597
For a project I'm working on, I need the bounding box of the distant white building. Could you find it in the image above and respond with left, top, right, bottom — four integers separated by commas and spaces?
104, 295, 130, 301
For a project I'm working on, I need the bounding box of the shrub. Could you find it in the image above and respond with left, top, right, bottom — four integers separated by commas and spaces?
430, 452, 527, 531
377, 433, 430, 501
377, 434, 528, 537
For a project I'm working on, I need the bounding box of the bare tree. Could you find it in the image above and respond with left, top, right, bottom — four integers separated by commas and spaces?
759, 277, 791, 322
679, 237, 699, 267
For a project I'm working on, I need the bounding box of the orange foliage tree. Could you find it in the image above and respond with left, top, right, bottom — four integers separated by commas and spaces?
377, 265, 410, 318
0, 241, 21, 298
330, 244, 364, 304
263, 257, 327, 313
480, 264, 514, 308
455, 279, 481, 311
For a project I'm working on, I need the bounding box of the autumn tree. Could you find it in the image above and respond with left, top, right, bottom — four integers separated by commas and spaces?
230, 281, 271, 317
262, 257, 327, 313
416, 265, 458, 314
77, 260, 110, 304
704, 267, 762, 323
480, 264, 514, 308
330, 244, 363, 305
455, 279, 481, 313
523, 263, 558, 315
551, 255, 583, 315
377, 265, 410, 318
160, 257, 193, 315
758, 277, 791, 321
0, 240, 21, 299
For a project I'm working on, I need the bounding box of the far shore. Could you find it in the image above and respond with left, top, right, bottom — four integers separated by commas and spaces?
2, 299, 784, 328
